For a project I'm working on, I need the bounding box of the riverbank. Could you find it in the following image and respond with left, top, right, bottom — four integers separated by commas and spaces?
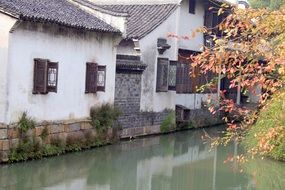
0, 107, 223, 164
244, 89, 285, 161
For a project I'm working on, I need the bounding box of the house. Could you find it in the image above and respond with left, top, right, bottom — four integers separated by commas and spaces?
75, 0, 231, 137
0, 0, 128, 162
0, 0, 124, 125
0, 0, 241, 163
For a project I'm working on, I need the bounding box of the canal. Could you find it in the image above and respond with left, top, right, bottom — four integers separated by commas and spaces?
0, 126, 284, 190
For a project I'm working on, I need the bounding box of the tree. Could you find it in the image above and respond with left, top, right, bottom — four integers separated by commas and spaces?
192, 4, 285, 161
249, 0, 285, 10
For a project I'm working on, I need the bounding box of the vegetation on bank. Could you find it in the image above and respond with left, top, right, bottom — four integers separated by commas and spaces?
244, 89, 285, 161
8, 105, 120, 163
90, 104, 121, 131
160, 111, 176, 133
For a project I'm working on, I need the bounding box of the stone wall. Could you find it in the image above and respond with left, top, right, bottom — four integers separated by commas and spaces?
114, 55, 172, 130
187, 107, 223, 127
0, 120, 116, 163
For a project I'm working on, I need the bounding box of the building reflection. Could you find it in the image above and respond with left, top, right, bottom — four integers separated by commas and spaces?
1, 128, 282, 190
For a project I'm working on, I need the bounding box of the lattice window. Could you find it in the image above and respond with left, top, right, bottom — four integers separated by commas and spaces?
156, 58, 169, 92
97, 66, 106, 92
168, 61, 177, 91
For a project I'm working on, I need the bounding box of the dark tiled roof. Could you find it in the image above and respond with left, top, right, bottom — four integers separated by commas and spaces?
100, 4, 179, 39
73, 0, 128, 17
116, 55, 147, 72
0, 0, 120, 33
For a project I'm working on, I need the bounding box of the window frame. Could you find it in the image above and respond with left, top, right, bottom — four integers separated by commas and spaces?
85, 62, 98, 94
189, 0, 196, 14
97, 65, 106, 92
33, 58, 58, 94
168, 61, 177, 91
85, 63, 106, 94
156, 58, 169, 92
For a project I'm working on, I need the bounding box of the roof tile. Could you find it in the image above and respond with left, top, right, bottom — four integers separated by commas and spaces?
100, 4, 179, 39
0, 0, 120, 33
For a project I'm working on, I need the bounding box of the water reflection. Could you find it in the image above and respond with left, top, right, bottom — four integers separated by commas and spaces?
0, 127, 284, 190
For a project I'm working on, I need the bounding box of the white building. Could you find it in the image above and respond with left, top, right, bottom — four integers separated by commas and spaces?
0, 0, 232, 134
0, 0, 123, 124
78, 0, 228, 131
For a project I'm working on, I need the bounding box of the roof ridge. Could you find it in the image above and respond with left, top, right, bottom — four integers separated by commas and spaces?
72, 0, 129, 16
0, 0, 120, 33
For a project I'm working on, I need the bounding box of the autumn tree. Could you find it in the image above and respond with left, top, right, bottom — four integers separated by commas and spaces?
192, 4, 285, 161
249, 0, 285, 9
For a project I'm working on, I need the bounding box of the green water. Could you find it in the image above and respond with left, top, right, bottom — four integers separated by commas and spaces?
0, 127, 284, 190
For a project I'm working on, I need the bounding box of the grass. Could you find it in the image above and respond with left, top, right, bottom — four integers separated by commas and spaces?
160, 111, 176, 133
244, 89, 285, 161
90, 104, 121, 131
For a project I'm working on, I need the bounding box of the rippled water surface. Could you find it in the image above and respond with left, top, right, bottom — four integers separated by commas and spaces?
0, 127, 284, 190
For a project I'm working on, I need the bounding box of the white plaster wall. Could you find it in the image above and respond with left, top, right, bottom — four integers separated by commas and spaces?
6, 23, 119, 123
91, 0, 236, 5
71, 0, 127, 36
90, 0, 181, 5
117, 40, 139, 55
176, 0, 219, 110
139, 8, 180, 112
0, 13, 17, 123
178, 0, 204, 51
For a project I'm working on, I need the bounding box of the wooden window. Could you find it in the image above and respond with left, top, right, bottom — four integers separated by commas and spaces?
189, 0, 196, 14
156, 58, 169, 92
33, 58, 58, 94
85, 63, 106, 93
97, 65, 106, 92
177, 49, 216, 94
168, 61, 177, 91
85, 62, 98, 93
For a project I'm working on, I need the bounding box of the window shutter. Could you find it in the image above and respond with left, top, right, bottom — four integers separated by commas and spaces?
168, 61, 177, 91
190, 65, 199, 93
189, 0, 196, 14
176, 62, 183, 93
156, 58, 169, 92
33, 59, 48, 94
85, 62, 98, 93
186, 64, 192, 93
204, 9, 214, 28
97, 65, 106, 92
47, 61, 58, 93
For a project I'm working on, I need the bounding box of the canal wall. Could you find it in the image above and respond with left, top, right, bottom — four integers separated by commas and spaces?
0, 120, 118, 163
0, 107, 223, 163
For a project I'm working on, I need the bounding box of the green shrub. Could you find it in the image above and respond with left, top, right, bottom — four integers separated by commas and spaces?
17, 112, 36, 133
90, 104, 121, 131
40, 126, 49, 140
160, 111, 176, 133
178, 121, 194, 129
244, 89, 285, 161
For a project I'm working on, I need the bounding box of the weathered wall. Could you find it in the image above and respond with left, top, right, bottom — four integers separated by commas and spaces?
139, 8, 180, 112
89, 0, 237, 5
71, 0, 127, 36
5, 21, 120, 123
176, 0, 219, 110
178, 0, 205, 51
117, 40, 139, 55
115, 72, 142, 120
0, 13, 17, 123
89, 0, 181, 5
